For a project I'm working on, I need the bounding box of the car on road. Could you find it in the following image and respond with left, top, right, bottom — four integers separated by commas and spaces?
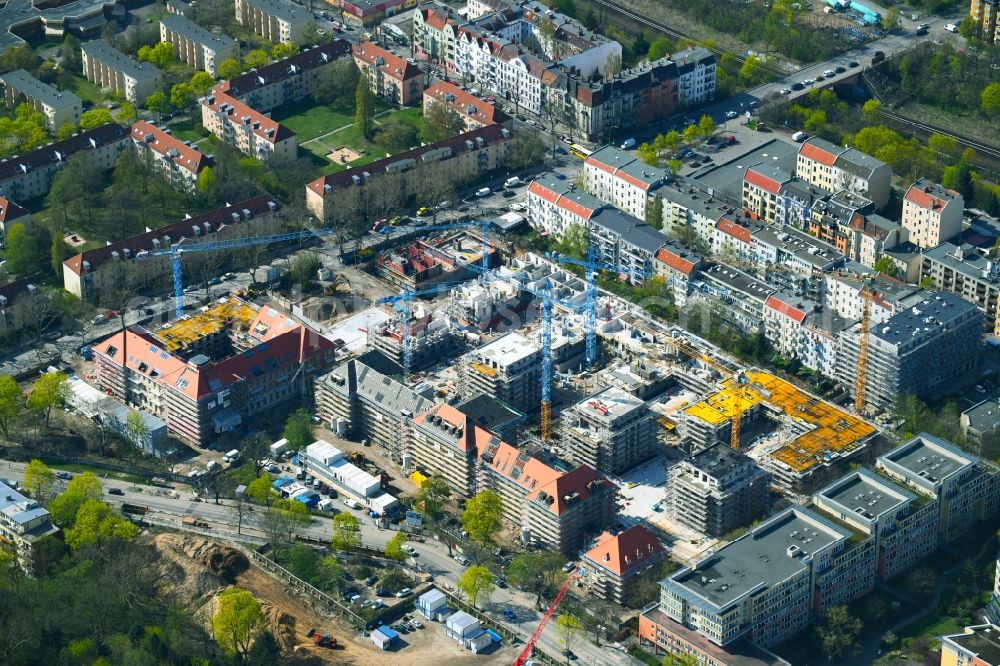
401, 544, 417, 555
823, 69, 836, 77
495, 578, 508, 588
554, 172, 567, 180
56, 471, 73, 480
395, 588, 412, 598
416, 207, 432, 217
437, 200, 451, 210
501, 190, 516, 198
555, 146, 567, 154
564, 650, 578, 661
208, 277, 222, 285
725, 110, 738, 119
409, 618, 424, 629
801, 78, 815, 85
375, 587, 388, 596
814, 75, 825, 82
835, 65, 846, 73
503, 608, 517, 621
944, 22, 958, 32
915, 26, 928, 35
848, 60, 859, 67
976, 384, 987, 394
515, 114, 526, 121
108, 487, 124, 496
791, 82, 804, 90
780, 87, 791, 95
454, 554, 471, 565
475, 187, 491, 197
562, 561, 576, 573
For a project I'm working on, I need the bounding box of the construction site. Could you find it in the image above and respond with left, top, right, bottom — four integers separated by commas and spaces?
373, 231, 499, 291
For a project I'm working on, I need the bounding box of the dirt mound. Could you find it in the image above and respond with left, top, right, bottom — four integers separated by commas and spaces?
151, 533, 228, 605
263, 604, 298, 651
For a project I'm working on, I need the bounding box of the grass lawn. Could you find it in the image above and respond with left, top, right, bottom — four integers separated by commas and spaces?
56, 463, 150, 486
166, 116, 207, 143
628, 646, 660, 666
385, 106, 427, 137
65, 74, 106, 105
272, 100, 356, 142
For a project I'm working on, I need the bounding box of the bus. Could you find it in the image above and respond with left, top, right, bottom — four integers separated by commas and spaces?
569, 143, 592, 159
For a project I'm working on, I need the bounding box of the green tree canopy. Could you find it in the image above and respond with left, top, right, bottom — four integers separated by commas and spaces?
80, 108, 113, 130
816, 606, 863, 660
22, 459, 55, 502
555, 614, 584, 659
872, 256, 898, 278
0, 375, 22, 437
189, 71, 216, 96
556, 223, 589, 260
56, 122, 77, 140
981, 82, 1000, 117
647, 37, 670, 61
415, 473, 451, 519
5, 224, 40, 276
384, 531, 407, 561
64, 499, 139, 550
271, 42, 299, 60
198, 165, 216, 193
212, 587, 264, 659
136, 43, 175, 68
218, 58, 242, 79
682, 124, 699, 144
423, 102, 467, 143
507, 552, 566, 601
698, 114, 716, 139
170, 83, 196, 109
355, 76, 374, 140
457, 565, 494, 608
145, 90, 171, 115
50, 471, 104, 526
243, 49, 270, 69
282, 408, 313, 451
28, 371, 69, 427
331, 512, 361, 551
460, 490, 503, 546
246, 475, 279, 507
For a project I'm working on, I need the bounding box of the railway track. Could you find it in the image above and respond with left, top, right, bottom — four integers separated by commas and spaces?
877, 109, 1000, 163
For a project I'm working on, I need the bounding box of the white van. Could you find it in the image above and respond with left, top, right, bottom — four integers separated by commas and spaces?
223, 449, 240, 463
475, 187, 491, 197
343, 498, 360, 509
620, 138, 636, 150
792, 131, 807, 142
504, 176, 521, 188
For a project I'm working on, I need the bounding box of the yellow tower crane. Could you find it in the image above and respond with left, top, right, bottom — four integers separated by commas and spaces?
854, 283, 874, 414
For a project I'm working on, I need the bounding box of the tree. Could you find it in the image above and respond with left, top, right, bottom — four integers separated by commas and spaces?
647, 37, 670, 61
460, 490, 502, 547
243, 49, 270, 69
80, 108, 113, 130
218, 58, 242, 79
682, 124, 699, 144
662, 653, 698, 666
189, 71, 215, 96
423, 103, 467, 143
0, 375, 23, 438
145, 91, 170, 116
415, 473, 451, 519
56, 122, 77, 140
662, 130, 682, 153
331, 512, 361, 551
170, 83, 196, 110
862, 99, 882, 122
271, 42, 299, 60
22, 459, 55, 502
981, 82, 1000, 117
873, 256, 898, 278
667, 158, 683, 175
198, 166, 215, 193
282, 408, 313, 451
28, 371, 69, 428
118, 101, 137, 124
457, 565, 494, 608
375, 122, 419, 153
698, 114, 716, 139
637, 143, 659, 166
739, 55, 770, 84
5, 224, 40, 276
555, 614, 584, 661
212, 587, 264, 660
312, 58, 359, 107
556, 223, 589, 259
816, 606, 862, 660
246, 630, 281, 666
507, 552, 566, 603
137, 43, 174, 68
125, 410, 149, 451
355, 76, 374, 140
243, 433, 271, 475
646, 195, 664, 230
384, 531, 407, 561
50, 472, 104, 526
64, 499, 139, 550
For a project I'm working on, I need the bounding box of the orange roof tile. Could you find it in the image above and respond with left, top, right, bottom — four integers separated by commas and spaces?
131, 121, 210, 175
799, 141, 839, 166
744, 166, 783, 195
422, 80, 511, 127
582, 525, 665, 576
202, 92, 293, 144
655, 247, 696, 275
715, 217, 752, 244
352, 42, 422, 82
765, 295, 807, 324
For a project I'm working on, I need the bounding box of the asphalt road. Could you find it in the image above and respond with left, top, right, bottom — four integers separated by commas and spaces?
1, 459, 633, 666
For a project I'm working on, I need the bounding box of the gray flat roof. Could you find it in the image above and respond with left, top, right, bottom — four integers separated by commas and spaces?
456, 393, 525, 432
160, 14, 235, 50
963, 399, 1000, 432
944, 626, 1000, 664
659, 178, 735, 221
685, 443, 755, 479
816, 468, 912, 522
835, 147, 886, 178
0, 0, 114, 49
588, 145, 669, 185
574, 386, 646, 423
590, 208, 667, 254
0, 69, 81, 110
924, 242, 1000, 283
699, 263, 774, 302
82, 39, 162, 81
531, 173, 606, 213
880, 432, 976, 486
472, 332, 538, 368
243, 0, 308, 24
669, 507, 847, 609
870, 291, 977, 345
694, 139, 799, 204
753, 225, 843, 269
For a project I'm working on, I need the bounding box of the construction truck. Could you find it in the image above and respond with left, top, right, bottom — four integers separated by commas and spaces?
182, 516, 209, 528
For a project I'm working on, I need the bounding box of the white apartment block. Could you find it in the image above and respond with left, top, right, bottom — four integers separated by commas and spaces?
525, 174, 605, 238
0, 479, 59, 574
674, 47, 716, 107
159, 15, 237, 76
796, 137, 891, 209
200, 92, 297, 163
901, 178, 963, 249
130, 121, 211, 193
235, 0, 310, 44
0, 69, 81, 131
584, 145, 668, 222
81, 39, 163, 105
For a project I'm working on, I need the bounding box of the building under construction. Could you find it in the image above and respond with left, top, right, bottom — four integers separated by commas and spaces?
561, 386, 656, 476
374, 231, 497, 291
664, 444, 768, 537
449, 279, 536, 332
459, 332, 542, 414
368, 308, 461, 374
680, 370, 878, 494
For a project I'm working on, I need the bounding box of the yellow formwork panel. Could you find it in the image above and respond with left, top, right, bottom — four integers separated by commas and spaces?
156, 300, 257, 352
469, 362, 498, 377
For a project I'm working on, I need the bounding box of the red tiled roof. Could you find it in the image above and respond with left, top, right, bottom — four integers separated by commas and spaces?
715, 217, 752, 244
582, 525, 665, 576
559, 194, 601, 221
421, 7, 452, 30
904, 181, 959, 210
0, 196, 29, 224
422, 80, 511, 127
527, 180, 560, 204
131, 121, 210, 175
413, 402, 482, 453
655, 247, 696, 275
532, 464, 610, 516
765, 295, 807, 324
799, 140, 839, 166
744, 167, 783, 195
63, 196, 278, 276
202, 92, 294, 144
352, 42, 423, 82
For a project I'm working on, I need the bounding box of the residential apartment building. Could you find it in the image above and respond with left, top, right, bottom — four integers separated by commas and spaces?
584, 146, 669, 221
970, 0, 999, 43
478, 437, 616, 554
922, 242, 1000, 335
459, 331, 541, 414
664, 443, 768, 537
335, 0, 417, 26
712, 215, 760, 266
0, 123, 129, 202
0, 69, 81, 131
305, 124, 512, 221
941, 624, 1000, 665
774, 177, 829, 230
0, 480, 59, 574
752, 224, 845, 280
580, 525, 667, 606
659, 178, 732, 248
313, 357, 433, 459
742, 164, 792, 223
805, 190, 873, 257
877, 433, 1000, 543
795, 137, 891, 208
422, 80, 513, 130
130, 121, 211, 192
525, 174, 605, 238
235, 0, 309, 43
562, 387, 656, 475
352, 42, 424, 106
81, 39, 162, 105
216, 41, 352, 113
692, 262, 774, 334
0, 196, 30, 247
901, 178, 963, 249
589, 207, 667, 282
653, 241, 705, 306
812, 468, 938, 580
93, 298, 336, 445
200, 92, 297, 163
673, 47, 716, 108
823, 270, 924, 325
368, 312, 460, 372
159, 15, 236, 76
0, 279, 47, 340
835, 292, 983, 412
846, 213, 907, 269
410, 403, 485, 496
961, 399, 1000, 451
62, 196, 281, 300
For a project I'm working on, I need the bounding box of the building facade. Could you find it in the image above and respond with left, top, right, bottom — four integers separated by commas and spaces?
422, 80, 513, 130
235, 0, 309, 43
200, 92, 298, 163
580, 525, 667, 605
352, 42, 425, 106
901, 178, 963, 249
584, 146, 668, 222
795, 137, 891, 209
130, 120, 211, 192
81, 39, 163, 104
562, 386, 656, 475
525, 174, 605, 238
970, 0, 999, 43
159, 15, 237, 75
922, 243, 1000, 335
0, 69, 81, 131
0, 480, 59, 574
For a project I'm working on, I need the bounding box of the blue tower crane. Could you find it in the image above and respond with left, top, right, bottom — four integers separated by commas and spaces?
375, 281, 465, 382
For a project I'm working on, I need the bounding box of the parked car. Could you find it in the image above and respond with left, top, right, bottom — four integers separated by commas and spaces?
56, 471, 73, 480
416, 207, 432, 217
562, 561, 576, 573
725, 110, 738, 119
454, 554, 470, 566
503, 608, 517, 621
823, 69, 836, 77
108, 487, 124, 496
395, 588, 412, 598
401, 544, 417, 555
